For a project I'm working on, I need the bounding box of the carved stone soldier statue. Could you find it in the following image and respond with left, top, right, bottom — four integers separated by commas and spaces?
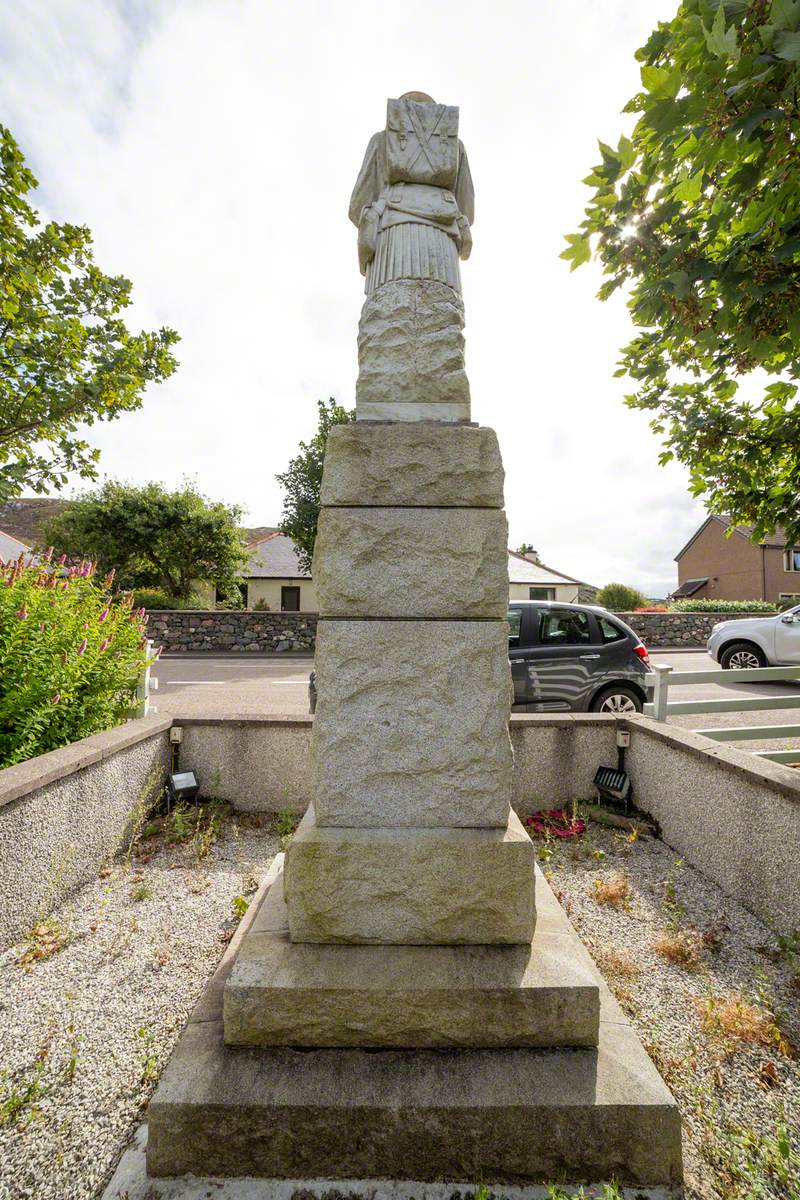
349, 93, 475, 421
349, 91, 475, 296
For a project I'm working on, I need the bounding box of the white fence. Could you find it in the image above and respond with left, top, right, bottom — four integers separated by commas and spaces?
134, 639, 158, 718
645, 662, 800, 765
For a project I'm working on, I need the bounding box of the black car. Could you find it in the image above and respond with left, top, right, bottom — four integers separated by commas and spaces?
508, 601, 651, 713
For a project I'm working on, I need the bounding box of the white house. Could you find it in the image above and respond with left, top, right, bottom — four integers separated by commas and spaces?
0, 529, 35, 565
239, 533, 317, 611
507, 550, 581, 603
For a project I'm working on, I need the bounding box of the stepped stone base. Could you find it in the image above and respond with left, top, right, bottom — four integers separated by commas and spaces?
283, 808, 535, 944
145, 869, 682, 1191
223, 864, 598, 1048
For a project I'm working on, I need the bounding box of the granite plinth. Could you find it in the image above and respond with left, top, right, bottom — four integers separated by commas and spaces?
283, 808, 535, 945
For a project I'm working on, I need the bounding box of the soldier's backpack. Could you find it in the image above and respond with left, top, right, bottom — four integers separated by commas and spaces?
385, 98, 459, 189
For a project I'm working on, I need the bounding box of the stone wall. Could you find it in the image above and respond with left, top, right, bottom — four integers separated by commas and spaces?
618, 610, 772, 648
145, 608, 773, 653
146, 610, 317, 653
0, 717, 171, 947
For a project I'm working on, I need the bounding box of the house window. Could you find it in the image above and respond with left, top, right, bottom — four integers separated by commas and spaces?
784, 548, 800, 572
281, 586, 301, 611
529, 587, 556, 601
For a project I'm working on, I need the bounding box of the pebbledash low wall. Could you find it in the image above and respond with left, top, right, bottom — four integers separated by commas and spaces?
2, 710, 798, 945
144, 608, 774, 652
0, 716, 171, 947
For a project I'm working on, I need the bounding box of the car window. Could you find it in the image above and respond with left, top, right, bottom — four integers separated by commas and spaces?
539, 609, 591, 645
598, 616, 625, 644
506, 609, 522, 645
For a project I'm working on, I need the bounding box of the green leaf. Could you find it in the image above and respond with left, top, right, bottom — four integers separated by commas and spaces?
774, 236, 800, 262
703, 4, 740, 58
617, 134, 636, 170
773, 28, 800, 59
771, 0, 800, 31
559, 234, 592, 271
667, 270, 691, 298
736, 107, 786, 138
673, 169, 705, 202
640, 64, 682, 98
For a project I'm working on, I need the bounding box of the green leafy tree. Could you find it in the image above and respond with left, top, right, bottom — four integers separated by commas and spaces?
596, 582, 649, 611
565, 0, 800, 541
41, 480, 247, 602
276, 397, 354, 572
0, 125, 179, 501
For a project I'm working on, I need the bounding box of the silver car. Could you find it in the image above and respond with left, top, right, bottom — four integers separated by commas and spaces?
707, 604, 800, 669
508, 601, 652, 713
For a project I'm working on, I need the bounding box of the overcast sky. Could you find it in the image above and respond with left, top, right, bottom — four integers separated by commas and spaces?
0, 0, 704, 596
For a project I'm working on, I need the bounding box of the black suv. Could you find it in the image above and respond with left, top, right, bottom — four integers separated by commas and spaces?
509, 601, 651, 713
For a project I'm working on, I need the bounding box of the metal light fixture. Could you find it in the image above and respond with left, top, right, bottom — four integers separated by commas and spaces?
594, 729, 632, 807
167, 770, 200, 806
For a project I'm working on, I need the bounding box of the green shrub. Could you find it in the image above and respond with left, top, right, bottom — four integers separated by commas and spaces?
131, 589, 203, 610
0, 552, 150, 768
596, 582, 648, 611
670, 598, 777, 613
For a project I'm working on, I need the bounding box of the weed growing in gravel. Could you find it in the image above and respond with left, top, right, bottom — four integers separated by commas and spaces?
273, 808, 300, 851
653, 928, 704, 971
545, 1183, 624, 1199
136, 1026, 159, 1085
15, 916, 70, 969
121, 767, 166, 867
193, 801, 225, 860
696, 1092, 800, 1199
594, 946, 641, 979
592, 872, 630, 909
231, 894, 249, 921
0, 1061, 48, 1129
695, 991, 794, 1058
661, 857, 686, 920
64, 1019, 82, 1083
130, 880, 152, 902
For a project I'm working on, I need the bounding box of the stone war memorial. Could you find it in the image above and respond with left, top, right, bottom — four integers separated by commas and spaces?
145, 93, 683, 1195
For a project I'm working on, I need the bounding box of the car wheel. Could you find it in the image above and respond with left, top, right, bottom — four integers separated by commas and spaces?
590, 685, 643, 714
720, 642, 766, 670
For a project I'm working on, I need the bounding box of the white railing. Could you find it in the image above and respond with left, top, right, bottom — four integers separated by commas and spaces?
644, 662, 800, 765
134, 639, 159, 718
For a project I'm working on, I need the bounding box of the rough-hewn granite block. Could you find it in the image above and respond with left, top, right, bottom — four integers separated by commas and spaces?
311, 619, 513, 828
314, 507, 508, 619
282, 808, 535, 945
320, 422, 504, 508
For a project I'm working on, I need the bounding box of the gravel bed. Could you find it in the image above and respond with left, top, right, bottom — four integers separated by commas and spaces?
0, 802, 280, 1200
1, 803, 798, 1200
543, 817, 800, 1200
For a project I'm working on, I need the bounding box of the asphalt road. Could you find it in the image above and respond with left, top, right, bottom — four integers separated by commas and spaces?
151, 648, 800, 752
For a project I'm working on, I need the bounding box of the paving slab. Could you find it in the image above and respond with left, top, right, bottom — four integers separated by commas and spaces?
283, 808, 535, 944
223, 864, 598, 1048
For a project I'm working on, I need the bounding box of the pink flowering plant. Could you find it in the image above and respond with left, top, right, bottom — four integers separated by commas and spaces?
0, 551, 152, 768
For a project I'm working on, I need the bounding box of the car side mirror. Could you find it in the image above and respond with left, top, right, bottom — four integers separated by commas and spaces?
781, 613, 795, 624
